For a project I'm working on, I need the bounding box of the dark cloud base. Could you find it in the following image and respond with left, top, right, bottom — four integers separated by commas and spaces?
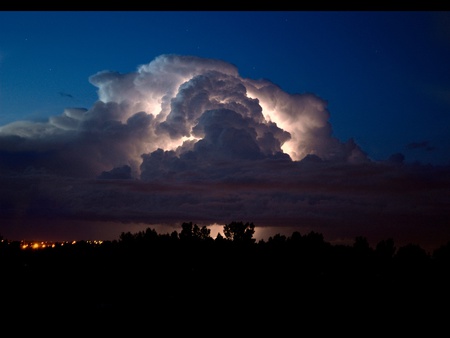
1, 161, 449, 252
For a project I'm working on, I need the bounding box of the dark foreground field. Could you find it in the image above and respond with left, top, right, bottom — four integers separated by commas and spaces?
2, 225, 450, 333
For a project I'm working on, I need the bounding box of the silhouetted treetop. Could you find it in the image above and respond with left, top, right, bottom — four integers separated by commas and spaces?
223, 221, 255, 243
179, 221, 212, 242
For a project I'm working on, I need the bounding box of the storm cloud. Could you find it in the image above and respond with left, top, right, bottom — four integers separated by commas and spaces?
1, 54, 449, 251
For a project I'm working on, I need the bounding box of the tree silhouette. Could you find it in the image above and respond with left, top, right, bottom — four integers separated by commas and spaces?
267, 233, 287, 245
223, 221, 255, 243
375, 238, 396, 260
179, 221, 211, 241
395, 243, 429, 264
353, 236, 371, 254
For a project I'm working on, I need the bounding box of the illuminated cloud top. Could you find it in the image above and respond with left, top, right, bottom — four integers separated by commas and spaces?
0, 54, 368, 179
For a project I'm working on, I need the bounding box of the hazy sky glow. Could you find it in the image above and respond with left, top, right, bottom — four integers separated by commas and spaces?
1, 11, 450, 251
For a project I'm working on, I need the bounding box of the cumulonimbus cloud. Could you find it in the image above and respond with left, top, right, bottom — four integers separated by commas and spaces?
0, 54, 369, 178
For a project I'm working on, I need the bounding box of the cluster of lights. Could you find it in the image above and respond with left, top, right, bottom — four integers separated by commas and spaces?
22, 242, 56, 249
20, 240, 103, 250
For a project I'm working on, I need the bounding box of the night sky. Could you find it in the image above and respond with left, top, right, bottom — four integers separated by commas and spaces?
1, 11, 450, 252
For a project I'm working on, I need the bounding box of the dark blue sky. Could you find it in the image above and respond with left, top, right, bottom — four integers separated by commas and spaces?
1, 11, 450, 250
1, 11, 449, 164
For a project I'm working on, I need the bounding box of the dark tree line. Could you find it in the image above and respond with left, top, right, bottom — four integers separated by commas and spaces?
1, 220, 450, 321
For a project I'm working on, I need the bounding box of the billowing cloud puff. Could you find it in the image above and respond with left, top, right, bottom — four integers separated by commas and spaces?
0, 54, 368, 179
